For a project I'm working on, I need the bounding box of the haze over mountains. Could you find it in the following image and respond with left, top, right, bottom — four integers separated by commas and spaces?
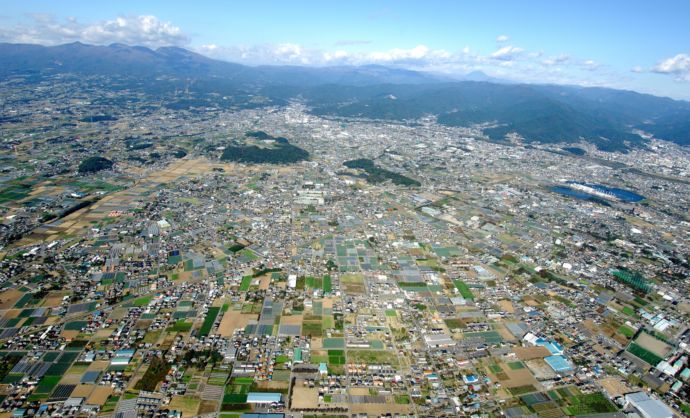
2, 41, 690, 152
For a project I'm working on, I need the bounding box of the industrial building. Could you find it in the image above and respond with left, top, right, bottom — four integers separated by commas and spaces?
624, 392, 673, 418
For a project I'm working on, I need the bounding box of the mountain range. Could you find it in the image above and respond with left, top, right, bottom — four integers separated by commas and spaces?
2, 42, 689, 152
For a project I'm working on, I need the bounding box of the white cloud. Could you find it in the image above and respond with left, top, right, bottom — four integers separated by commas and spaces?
652, 53, 690, 81
0, 13, 643, 92
200, 43, 311, 65
323, 50, 348, 62
199, 43, 456, 67
542, 54, 570, 66
581, 59, 600, 71
274, 43, 308, 63
631, 65, 643, 73
490, 45, 523, 60
0, 14, 189, 48
197, 40, 630, 89
366, 44, 451, 62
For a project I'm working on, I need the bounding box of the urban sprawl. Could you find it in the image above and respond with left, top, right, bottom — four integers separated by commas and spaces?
0, 74, 689, 418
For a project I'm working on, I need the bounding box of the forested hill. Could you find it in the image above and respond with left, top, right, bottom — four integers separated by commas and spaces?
3, 42, 690, 152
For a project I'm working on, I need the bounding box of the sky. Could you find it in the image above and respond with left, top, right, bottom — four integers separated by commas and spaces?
1, 0, 690, 100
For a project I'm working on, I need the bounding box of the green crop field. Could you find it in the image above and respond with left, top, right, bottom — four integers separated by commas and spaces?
322, 275, 332, 293
199, 307, 220, 337
346, 350, 398, 365
34, 375, 61, 394
627, 342, 663, 365
618, 325, 635, 338
453, 279, 475, 300
169, 320, 193, 332
508, 384, 536, 395
239, 276, 253, 291
562, 393, 617, 415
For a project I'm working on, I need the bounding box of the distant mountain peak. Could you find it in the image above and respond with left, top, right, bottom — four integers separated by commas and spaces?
456, 70, 509, 84
0, 41, 688, 149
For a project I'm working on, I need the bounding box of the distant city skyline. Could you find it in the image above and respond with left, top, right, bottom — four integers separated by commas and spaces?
1, 0, 690, 100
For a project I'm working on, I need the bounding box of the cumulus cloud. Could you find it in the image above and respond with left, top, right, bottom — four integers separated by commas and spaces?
199, 43, 456, 67
0, 14, 189, 48
0, 13, 634, 90
196, 40, 627, 89
199, 43, 314, 65
490, 45, 523, 60
652, 53, 690, 81
366, 44, 452, 63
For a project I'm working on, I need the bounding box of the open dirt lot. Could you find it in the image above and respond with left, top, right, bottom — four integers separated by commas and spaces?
600, 377, 633, 398
42, 293, 67, 307
87, 386, 113, 405
490, 364, 539, 389
635, 333, 672, 357
87, 361, 110, 372
71, 384, 95, 398
217, 312, 258, 337
514, 346, 551, 360
168, 395, 201, 416
495, 323, 517, 342
525, 359, 557, 380
280, 314, 303, 325
0, 289, 23, 309
291, 385, 320, 409
60, 330, 80, 340
1, 309, 20, 320
498, 299, 515, 313
258, 275, 271, 290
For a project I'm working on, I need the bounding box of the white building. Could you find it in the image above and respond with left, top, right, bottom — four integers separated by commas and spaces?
624, 392, 673, 418
424, 333, 456, 348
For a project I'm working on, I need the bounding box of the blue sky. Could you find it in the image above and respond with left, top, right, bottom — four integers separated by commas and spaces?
2, 0, 690, 99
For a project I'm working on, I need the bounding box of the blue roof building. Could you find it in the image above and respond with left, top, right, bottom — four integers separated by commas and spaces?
545, 355, 573, 373
462, 374, 479, 384
246, 392, 282, 404
535, 338, 564, 355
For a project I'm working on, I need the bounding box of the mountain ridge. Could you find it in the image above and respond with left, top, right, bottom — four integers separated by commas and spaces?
1, 42, 689, 151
